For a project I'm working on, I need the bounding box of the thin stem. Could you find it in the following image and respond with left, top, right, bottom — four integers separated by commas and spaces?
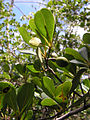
79, 82, 86, 106
14, 1, 47, 5
45, 57, 63, 83
48, 66, 63, 83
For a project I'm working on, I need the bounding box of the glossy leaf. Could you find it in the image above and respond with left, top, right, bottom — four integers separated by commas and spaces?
70, 68, 87, 94
3, 87, 17, 111
19, 27, 31, 45
70, 59, 85, 65
34, 8, 54, 43
19, 50, 36, 55
29, 19, 46, 45
27, 64, 40, 73
17, 83, 34, 112
15, 64, 24, 75
83, 79, 90, 88
43, 76, 55, 97
34, 59, 42, 71
0, 95, 4, 109
29, 19, 37, 33
37, 47, 43, 63
41, 98, 57, 106
0, 82, 17, 111
65, 48, 85, 62
55, 81, 72, 97
32, 77, 42, 88
83, 33, 90, 44
79, 47, 88, 61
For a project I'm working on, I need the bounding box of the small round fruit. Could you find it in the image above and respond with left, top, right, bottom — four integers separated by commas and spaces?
56, 57, 69, 67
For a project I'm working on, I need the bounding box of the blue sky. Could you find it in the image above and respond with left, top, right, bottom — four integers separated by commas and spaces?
4, 0, 49, 23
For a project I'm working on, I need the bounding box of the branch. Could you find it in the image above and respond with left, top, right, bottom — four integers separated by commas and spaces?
13, 4, 25, 16
44, 57, 63, 83
79, 82, 86, 105
14, 1, 46, 5
58, 103, 90, 120
40, 91, 90, 120
48, 66, 63, 83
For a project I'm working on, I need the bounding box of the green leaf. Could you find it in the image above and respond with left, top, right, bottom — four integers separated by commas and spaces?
17, 83, 34, 112
34, 8, 54, 43
19, 27, 31, 45
37, 47, 43, 63
70, 68, 87, 94
56, 57, 69, 67
55, 81, 72, 97
65, 48, 85, 62
83, 33, 90, 44
0, 95, 4, 109
27, 65, 40, 73
25, 110, 33, 120
51, 61, 73, 78
2, 63, 10, 73
29, 19, 37, 33
0, 82, 17, 111
15, 64, 25, 75
79, 47, 88, 61
3, 87, 17, 111
70, 59, 85, 65
19, 50, 36, 55
34, 59, 42, 71
83, 79, 90, 88
41, 98, 57, 106
32, 77, 42, 88
29, 19, 46, 45
43, 76, 55, 97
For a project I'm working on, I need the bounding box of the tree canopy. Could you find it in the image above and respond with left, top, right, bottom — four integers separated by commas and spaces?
0, 0, 90, 119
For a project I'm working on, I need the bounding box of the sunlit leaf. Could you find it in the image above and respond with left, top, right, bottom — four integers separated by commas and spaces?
83, 33, 90, 44
34, 8, 54, 43
79, 47, 88, 61
19, 50, 36, 55
27, 65, 40, 73
55, 81, 72, 97
65, 48, 85, 62
43, 76, 55, 97
19, 27, 31, 45
41, 98, 57, 106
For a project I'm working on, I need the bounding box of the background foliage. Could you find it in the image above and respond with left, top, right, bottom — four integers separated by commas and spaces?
0, 0, 90, 119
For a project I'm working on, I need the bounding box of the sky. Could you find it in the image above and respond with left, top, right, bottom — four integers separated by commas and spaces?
4, 0, 89, 38
5, 0, 49, 23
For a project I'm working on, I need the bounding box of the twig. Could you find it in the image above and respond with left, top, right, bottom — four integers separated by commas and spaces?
57, 103, 90, 120
79, 82, 86, 106
13, 4, 25, 16
73, 91, 82, 97
14, 1, 46, 5
40, 91, 90, 120
40, 103, 90, 120
48, 66, 63, 83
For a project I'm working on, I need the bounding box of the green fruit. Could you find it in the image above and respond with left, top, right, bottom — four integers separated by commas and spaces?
56, 57, 69, 67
